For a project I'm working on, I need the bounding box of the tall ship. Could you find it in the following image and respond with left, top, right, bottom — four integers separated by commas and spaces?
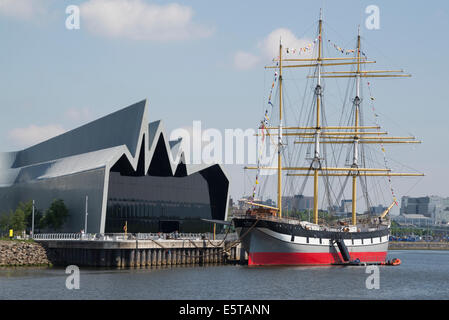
232, 11, 423, 266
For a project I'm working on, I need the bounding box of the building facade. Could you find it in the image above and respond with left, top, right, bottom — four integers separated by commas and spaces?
400, 196, 449, 224
282, 195, 313, 212
368, 205, 388, 215
0, 100, 229, 233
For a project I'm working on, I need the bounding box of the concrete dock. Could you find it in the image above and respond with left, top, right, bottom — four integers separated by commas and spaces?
35, 233, 248, 267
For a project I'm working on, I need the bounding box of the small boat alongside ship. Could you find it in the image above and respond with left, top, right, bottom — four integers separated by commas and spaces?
232, 10, 423, 266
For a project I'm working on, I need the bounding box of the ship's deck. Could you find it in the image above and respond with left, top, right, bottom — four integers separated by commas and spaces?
232, 212, 390, 233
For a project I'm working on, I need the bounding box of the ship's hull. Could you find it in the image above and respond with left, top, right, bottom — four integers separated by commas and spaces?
233, 217, 389, 266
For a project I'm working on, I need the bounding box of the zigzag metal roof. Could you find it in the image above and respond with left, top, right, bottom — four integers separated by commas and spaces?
0, 99, 229, 186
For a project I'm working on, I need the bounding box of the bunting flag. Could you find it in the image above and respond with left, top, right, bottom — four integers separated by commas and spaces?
267, 69, 278, 108
264, 110, 270, 125
327, 39, 367, 57
251, 69, 279, 201
252, 184, 257, 199
284, 38, 318, 56
253, 121, 266, 200
367, 81, 398, 206
282, 38, 367, 57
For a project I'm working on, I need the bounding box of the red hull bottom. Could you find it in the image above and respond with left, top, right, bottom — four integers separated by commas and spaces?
248, 251, 388, 266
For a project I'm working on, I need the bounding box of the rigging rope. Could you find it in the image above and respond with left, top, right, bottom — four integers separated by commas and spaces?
251, 68, 279, 201
367, 81, 399, 207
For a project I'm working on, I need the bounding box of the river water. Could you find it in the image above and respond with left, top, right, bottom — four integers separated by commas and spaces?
0, 250, 448, 300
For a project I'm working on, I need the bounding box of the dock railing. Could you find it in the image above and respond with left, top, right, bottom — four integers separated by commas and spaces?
32, 232, 238, 242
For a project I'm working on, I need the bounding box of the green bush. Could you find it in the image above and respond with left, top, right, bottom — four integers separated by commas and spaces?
0, 206, 27, 234
19, 201, 44, 232
0, 211, 12, 232
11, 207, 26, 233
42, 199, 69, 231
1, 199, 69, 234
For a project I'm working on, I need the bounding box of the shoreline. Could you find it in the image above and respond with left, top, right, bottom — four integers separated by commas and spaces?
1, 239, 448, 268
0, 240, 52, 267
389, 241, 449, 250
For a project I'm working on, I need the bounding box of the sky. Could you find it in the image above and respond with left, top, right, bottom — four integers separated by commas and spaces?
0, 0, 448, 213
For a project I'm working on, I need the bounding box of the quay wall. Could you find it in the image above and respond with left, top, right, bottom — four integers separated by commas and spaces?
36, 239, 247, 268
389, 241, 449, 250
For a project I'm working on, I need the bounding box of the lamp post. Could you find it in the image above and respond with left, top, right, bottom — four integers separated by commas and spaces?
31, 200, 35, 238
84, 195, 88, 234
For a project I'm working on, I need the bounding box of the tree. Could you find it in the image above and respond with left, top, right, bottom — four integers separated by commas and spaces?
34, 209, 45, 233
0, 211, 12, 232
11, 207, 26, 233
19, 200, 44, 233
43, 199, 69, 231
17, 201, 33, 232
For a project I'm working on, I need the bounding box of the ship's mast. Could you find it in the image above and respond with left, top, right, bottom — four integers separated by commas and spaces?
246, 9, 423, 223
278, 40, 284, 218
313, 9, 323, 224
351, 26, 361, 226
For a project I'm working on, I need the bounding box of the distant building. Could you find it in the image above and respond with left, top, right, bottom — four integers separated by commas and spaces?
400, 196, 449, 224
392, 214, 432, 226
228, 197, 234, 209
400, 196, 433, 217
263, 198, 276, 207
368, 205, 388, 215
281, 196, 294, 211
328, 199, 352, 217
340, 200, 352, 214
282, 195, 313, 212
296, 195, 314, 211
238, 196, 254, 210
435, 200, 449, 224
238, 196, 276, 210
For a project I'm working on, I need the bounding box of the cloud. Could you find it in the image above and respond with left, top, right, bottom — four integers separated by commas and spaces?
80, 0, 213, 41
8, 124, 66, 148
233, 51, 261, 70
233, 28, 314, 70
258, 28, 314, 60
0, 0, 49, 20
